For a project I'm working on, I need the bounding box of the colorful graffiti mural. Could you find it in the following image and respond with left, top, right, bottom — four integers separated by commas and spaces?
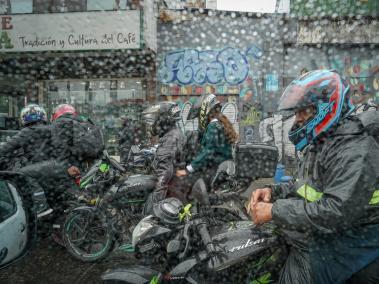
158, 45, 263, 86
306, 56, 379, 105
241, 105, 261, 127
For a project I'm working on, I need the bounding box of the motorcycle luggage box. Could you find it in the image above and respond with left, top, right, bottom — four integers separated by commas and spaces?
234, 143, 278, 181
207, 222, 278, 272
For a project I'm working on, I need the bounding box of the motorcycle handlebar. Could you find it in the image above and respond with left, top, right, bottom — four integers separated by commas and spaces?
197, 221, 215, 254
208, 191, 238, 204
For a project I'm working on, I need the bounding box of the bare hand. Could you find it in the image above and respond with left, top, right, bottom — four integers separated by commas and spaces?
68, 166, 81, 177
250, 202, 273, 225
250, 187, 272, 209
176, 170, 187, 177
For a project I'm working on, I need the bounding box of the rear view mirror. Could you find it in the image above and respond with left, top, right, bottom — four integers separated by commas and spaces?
190, 178, 210, 206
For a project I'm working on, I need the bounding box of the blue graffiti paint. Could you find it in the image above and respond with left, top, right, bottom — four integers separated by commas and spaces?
217, 47, 249, 85
265, 74, 279, 92
246, 44, 263, 59
158, 45, 261, 85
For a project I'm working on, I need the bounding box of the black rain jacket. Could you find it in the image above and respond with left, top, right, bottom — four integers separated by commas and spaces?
272, 115, 379, 234
153, 127, 186, 191
0, 123, 53, 170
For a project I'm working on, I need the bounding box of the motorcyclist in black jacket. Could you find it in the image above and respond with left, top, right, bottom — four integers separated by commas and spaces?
141, 102, 186, 214
250, 70, 379, 283
50, 104, 83, 177
0, 104, 53, 217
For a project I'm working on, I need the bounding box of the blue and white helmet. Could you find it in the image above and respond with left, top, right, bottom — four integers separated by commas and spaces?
20, 104, 47, 126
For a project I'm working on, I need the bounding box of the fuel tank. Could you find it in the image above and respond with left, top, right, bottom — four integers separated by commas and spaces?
207, 221, 279, 271
117, 174, 156, 197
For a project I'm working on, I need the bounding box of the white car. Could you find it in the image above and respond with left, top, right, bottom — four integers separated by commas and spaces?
0, 174, 32, 268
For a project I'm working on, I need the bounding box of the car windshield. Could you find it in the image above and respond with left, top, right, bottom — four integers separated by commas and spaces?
0, 0, 378, 283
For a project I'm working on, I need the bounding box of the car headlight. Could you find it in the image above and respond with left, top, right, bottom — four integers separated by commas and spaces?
132, 215, 156, 247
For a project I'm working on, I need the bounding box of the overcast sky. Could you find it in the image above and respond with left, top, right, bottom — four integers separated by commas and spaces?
216, 0, 280, 13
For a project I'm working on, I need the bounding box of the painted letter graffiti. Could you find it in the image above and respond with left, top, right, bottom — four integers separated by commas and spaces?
241, 106, 261, 126
158, 45, 262, 85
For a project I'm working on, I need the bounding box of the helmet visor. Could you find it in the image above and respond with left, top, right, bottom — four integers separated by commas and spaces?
142, 113, 158, 126
278, 74, 338, 113
142, 105, 160, 126
278, 83, 308, 112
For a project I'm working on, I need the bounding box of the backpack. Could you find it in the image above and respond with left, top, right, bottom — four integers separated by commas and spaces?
71, 118, 105, 160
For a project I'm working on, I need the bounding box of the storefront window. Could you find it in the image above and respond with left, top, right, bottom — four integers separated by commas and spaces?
0, 0, 33, 14
87, 0, 128, 11
45, 79, 145, 155
0, 0, 10, 13
117, 79, 144, 101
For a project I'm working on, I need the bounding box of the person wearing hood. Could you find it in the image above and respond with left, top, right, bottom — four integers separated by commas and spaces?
249, 70, 379, 283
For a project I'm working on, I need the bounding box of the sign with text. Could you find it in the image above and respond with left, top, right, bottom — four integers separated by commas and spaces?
0, 11, 141, 52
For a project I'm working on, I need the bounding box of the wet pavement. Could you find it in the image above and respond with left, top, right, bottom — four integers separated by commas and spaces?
0, 237, 135, 284
0, 178, 273, 284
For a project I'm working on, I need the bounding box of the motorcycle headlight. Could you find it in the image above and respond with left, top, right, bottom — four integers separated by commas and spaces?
132, 215, 156, 247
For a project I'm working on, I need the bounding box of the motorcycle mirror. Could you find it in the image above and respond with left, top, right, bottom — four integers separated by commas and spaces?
190, 178, 210, 206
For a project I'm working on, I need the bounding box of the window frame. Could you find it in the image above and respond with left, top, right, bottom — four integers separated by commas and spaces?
0, 181, 17, 223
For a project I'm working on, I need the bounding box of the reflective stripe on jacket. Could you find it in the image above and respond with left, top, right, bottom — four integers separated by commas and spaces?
296, 183, 379, 205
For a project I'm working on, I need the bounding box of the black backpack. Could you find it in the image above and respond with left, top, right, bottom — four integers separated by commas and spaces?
71, 118, 105, 160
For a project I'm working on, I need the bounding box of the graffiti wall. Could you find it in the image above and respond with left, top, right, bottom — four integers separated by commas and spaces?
158, 14, 285, 141
284, 46, 379, 105
158, 45, 263, 85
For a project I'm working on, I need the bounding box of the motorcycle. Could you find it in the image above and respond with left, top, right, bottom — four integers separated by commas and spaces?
61, 161, 251, 262
101, 181, 287, 284
62, 173, 157, 261
62, 143, 279, 262
50, 150, 128, 246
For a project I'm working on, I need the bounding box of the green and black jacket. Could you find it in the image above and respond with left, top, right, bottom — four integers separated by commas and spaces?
188, 119, 233, 172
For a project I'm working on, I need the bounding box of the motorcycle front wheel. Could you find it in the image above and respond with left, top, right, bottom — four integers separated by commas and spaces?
63, 207, 114, 262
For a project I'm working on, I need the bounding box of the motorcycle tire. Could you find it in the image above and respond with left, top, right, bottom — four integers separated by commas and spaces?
63, 207, 115, 262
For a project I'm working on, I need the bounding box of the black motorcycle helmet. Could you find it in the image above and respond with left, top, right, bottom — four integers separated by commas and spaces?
142, 102, 181, 137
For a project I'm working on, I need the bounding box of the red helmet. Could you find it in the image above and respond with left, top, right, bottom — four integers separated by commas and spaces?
52, 104, 77, 121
